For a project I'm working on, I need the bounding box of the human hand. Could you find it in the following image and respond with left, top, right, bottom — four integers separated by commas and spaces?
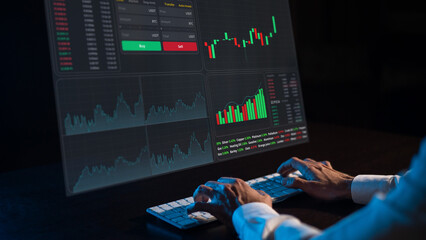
187, 177, 272, 228
278, 157, 354, 201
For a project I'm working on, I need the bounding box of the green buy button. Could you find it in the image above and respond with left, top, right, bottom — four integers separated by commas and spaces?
122, 41, 162, 51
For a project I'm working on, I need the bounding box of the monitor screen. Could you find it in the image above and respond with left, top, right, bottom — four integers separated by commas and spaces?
44, 0, 309, 195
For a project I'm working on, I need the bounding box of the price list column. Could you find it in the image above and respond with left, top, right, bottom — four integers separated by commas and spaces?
52, 0, 74, 72
82, 0, 100, 71
286, 73, 303, 124
100, 0, 119, 70
47, 0, 120, 74
265, 73, 304, 126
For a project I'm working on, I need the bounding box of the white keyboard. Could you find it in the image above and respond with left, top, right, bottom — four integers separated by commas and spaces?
147, 172, 303, 229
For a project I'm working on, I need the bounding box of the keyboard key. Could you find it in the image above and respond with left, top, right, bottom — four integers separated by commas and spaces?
271, 177, 283, 184
149, 207, 164, 214
264, 190, 275, 195
198, 216, 211, 221
178, 218, 198, 227
276, 191, 290, 197
166, 212, 182, 219
271, 193, 282, 198
203, 212, 214, 219
168, 202, 181, 208
171, 216, 186, 222
289, 171, 303, 178
272, 186, 289, 192
161, 210, 176, 217
177, 199, 190, 206
247, 179, 257, 185
159, 204, 172, 211
200, 212, 215, 220
174, 206, 186, 213
190, 211, 203, 217
185, 197, 194, 203
254, 177, 267, 183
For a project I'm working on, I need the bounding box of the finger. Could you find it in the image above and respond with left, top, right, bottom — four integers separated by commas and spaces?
321, 161, 332, 169
186, 202, 218, 214
277, 157, 309, 177
304, 158, 317, 163
206, 181, 238, 201
193, 185, 214, 202
282, 176, 316, 191
277, 157, 300, 175
205, 181, 227, 191
217, 177, 238, 184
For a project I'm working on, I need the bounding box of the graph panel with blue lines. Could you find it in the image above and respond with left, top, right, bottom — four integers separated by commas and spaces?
58, 76, 211, 194
58, 76, 207, 136
63, 118, 213, 194
63, 127, 151, 194
142, 75, 208, 125
148, 120, 213, 175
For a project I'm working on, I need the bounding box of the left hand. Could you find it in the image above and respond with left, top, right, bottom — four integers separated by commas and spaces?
187, 177, 272, 228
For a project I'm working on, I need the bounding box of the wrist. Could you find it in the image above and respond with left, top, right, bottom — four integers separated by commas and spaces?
343, 177, 354, 200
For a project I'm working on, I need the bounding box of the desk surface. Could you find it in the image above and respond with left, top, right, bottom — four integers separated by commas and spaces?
0, 123, 422, 240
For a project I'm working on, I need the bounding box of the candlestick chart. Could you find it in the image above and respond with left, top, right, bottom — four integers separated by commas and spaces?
204, 16, 277, 60
197, 0, 296, 70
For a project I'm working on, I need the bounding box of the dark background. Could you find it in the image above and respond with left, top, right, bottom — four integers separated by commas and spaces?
1, 0, 425, 173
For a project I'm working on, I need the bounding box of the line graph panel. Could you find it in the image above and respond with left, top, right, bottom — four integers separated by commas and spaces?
63, 127, 151, 195
142, 75, 208, 125
58, 77, 144, 136
148, 119, 213, 175
58, 75, 208, 136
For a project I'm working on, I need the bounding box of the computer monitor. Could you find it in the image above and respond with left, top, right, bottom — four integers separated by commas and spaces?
44, 0, 308, 196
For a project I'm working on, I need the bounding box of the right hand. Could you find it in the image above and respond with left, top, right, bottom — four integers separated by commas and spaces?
277, 157, 354, 201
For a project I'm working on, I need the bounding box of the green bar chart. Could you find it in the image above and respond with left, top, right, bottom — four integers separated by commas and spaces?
216, 88, 268, 126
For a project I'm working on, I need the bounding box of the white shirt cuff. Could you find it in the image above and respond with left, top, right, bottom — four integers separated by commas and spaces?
351, 175, 400, 205
232, 203, 320, 240
232, 202, 279, 240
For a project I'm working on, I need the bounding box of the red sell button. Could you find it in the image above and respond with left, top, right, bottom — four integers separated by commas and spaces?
163, 42, 198, 52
